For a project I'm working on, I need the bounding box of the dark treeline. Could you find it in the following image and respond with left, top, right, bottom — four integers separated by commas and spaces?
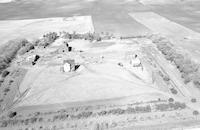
61, 31, 113, 41
0, 39, 31, 74
0, 32, 59, 74
150, 35, 200, 88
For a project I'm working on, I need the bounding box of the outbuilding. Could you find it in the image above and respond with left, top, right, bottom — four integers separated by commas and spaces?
62, 59, 75, 72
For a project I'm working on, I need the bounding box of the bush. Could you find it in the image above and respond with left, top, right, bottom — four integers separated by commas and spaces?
180, 63, 198, 74
1, 121, 8, 127
0, 79, 4, 86
173, 102, 186, 109
163, 75, 170, 81
39, 32, 58, 47
32, 39, 40, 46
191, 98, 197, 103
18, 43, 34, 55
0, 39, 30, 73
155, 102, 186, 111
170, 88, 178, 94
2, 70, 10, 77
193, 73, 200, 88
9, 79, 14, 85
0, 57, 9, 73
8, 111, 17, 118
193, 110, 199, 116
182, 73, 193, 84
61, 31, 103, 42
4, 88, 10, 93
168, 98, 174, 102
154, 36, 200, 85
165, 49, 176, 61
174, 57, 184, 70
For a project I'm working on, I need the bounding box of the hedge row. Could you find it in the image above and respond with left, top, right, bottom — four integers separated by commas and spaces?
0, 32, 59, 74
61, 31, 113, 41
0, 39, 32, 74
150, 35, 200, 88
36, 32, 58, 47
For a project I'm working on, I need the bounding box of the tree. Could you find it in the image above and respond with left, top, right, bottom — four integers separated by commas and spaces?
193, 110, 199, 116
4, 88, 10, 93
1, 70, 10, 78
0, 79, 4, 87
193, 73, 200, 88
168, 98, 174, 102
0, 38, 31, 73
165, 49, 176, 61
18, 43, 34, 55
191, 98, 197, 103
39, 32, 58, 47
0, 61, 8, 74
8, 111, 17, 118
181, 73, 193, 84
174, 55, 184, 69
32, 39, 40, 46
170, 88, 178, 94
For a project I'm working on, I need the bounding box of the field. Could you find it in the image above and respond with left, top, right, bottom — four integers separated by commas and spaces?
0, 16, 94, 45
129, 12, 200, 61
0, 0, 200, 130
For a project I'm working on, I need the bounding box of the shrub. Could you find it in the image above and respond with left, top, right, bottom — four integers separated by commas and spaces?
0, 79, 4, 86
76, 111, 93, 118
174, 57, 184, 70
0, 39, 30, 73
39, 32, 58, 47
0, 99, 3, 103
1, 121, 8, 127
193, 73, 200, 88
32, 39, 40, 46
1, 70, 9, 78
154, 36, 200, 86
155, 102, 185, 111
126, 107, 136, 114
191, 98, 197, 103
135, 105, 151, 113
168, 98, 174, 102
193, 110, 199, 116
61, 31, 103, 41
62, 32, 72, 39
180, 63, 198, 74
0, 57, 9, 73
165, 49, 176, 61
4, 88, 10, 93
8, 111, 17, 118
182, 73, 193, 84
93, 33, 101, 41
155, 103, 170, 111
170, 88, 178, 94
18, 43, 34, 55
173, 102, 186, 109
9, 80, 14, 85
163, 75, 170, 81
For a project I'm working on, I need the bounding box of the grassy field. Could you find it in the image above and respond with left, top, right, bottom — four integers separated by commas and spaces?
0, 0, 199, 42
0, 0, 200, 129
0, 16, 94, 45
129, 12, 200, 62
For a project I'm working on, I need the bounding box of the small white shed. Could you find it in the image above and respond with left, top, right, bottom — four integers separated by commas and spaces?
130, 54, 141, 67
61, 59, 75, 72
63, 62, 71, 72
